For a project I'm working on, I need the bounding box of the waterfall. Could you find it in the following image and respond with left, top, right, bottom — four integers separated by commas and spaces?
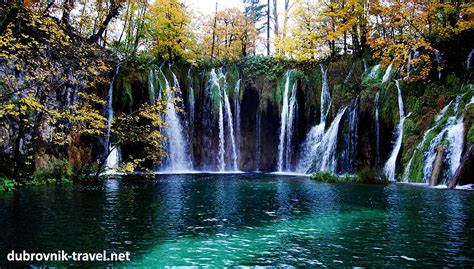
307, 108, 348, 173
382, 61, 393, 83
420, 114, 464, 184
344, 63, 355, 84
105, 146, 121, 170
339, 99, 359, 173
255, 109, 262, 171
374, 91, 380, 167
297, 123, 325, 172
422, 125, 449, 182
187, 68, 195, 137
384, 80, 407, 181
104, 66, 120, 170
277, 71, 297, 172
210, 68, 239, 171
223, 83, 238, 170
148, 69, 156, 102
296, 64, 335, 173
446, 117, 464, 180
218, 96, 225, 171
466, 49, 474, 70
369, 64, 380, 78
160, 70, 193, 171
285, 81, 298, 170
347, 99, 359, 172
434, 49, 442, 80
402, 101, 452, 181
320, 64, 331, 123
234, 79, 241, 162
209, 69, 227, 171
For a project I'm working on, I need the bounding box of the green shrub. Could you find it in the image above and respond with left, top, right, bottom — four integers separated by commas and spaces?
310, 172, 358, 183
0, 177, 15, 191
357, 168, 389, 184
239, 56, 286, 81
29, 159, 73, 184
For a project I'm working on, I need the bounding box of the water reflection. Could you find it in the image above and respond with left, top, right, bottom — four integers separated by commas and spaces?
0, 174, 473, 267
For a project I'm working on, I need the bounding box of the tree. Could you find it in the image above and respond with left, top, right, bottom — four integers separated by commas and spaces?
243, 0, 267, 55
198, 7, 259, 60
0, 6, 111, 177
0, 4, 168, 181
368, 0, 473, 82
94, 100, 167, 179
147, 0, 195, 62
89, 0, 124, 42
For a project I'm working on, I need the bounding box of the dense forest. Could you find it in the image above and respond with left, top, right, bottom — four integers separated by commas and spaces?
0, 0, 473, 189
1, 0, 474, 267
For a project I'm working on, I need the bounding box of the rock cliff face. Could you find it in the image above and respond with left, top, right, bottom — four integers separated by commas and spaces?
113, 53, 472, 185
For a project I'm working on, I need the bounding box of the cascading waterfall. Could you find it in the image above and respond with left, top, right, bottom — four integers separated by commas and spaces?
382, 61, 393, 83
384, 80, 408, 181
148, 69, 156, 102
307, 108, 348, 173
209, 69, 227, 171
417, 95, 463, 182
255, 109, 262, 171
346, 99, 359, 173
285, 81, 298, 170
421, 115, 464, 184
223, 82, 238, 171
344, 63, 355, 84
297, 123, 325, 172
369, 64, 380, 78
374, 91, 381, 167
234, 79, 241, 162
277, 71, 297, 172
446, 117, 464, 180
296, 64, 336, 173
434, 49, 442, 80
105, 146, 121, 170
466, 49, 474, 70
218, 96, 225, 171
210, 68, 239, 171
402, 101, 452, 181
160, 70, 193, 171
320, 64, 331, 123
187, 68, 195, 137
105, 66, 121, 170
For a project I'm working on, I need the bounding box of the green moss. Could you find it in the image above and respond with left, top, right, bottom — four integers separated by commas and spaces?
120, 75, 133, 110
406, 148, 426, 182
467, 125, 474, 145
404, 118, 416, 138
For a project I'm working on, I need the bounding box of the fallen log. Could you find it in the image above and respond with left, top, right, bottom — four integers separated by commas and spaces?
430, 146, 446, 187
448, 145, 474, 189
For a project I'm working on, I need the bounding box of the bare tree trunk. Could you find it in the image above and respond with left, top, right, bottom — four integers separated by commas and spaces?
429, 146, 446, 186
211, 2, 218, 61
272, 0, 279, 39
132, 3, 147, 56
116, 0, 131, 47
61, 0, 74, 29
266, 0, 270, 56
89, 1, 122, 43
281, 0, 291, 50
448, 145, 474, 189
